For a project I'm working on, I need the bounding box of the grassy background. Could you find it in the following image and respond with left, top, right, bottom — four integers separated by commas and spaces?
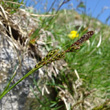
46, 9, 110, 97
32, 7, 110, 109
1, 0, 110, 109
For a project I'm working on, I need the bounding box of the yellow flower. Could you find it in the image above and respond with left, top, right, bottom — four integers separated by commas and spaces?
68, 30, 79, 39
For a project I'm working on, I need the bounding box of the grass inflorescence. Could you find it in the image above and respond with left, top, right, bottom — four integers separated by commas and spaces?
1, 0, 110, 109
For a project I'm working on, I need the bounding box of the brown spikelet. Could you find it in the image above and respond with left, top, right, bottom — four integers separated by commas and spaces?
72, 31, 94, 46
66, 31, 94, 52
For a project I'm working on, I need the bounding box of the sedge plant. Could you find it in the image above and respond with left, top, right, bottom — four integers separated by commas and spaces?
0, 31, 94, 99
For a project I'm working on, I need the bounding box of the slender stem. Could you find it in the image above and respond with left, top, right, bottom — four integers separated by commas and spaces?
0, 65, 42, 99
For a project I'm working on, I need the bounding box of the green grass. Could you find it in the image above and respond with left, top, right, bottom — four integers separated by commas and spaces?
23, 3, 110, 109
49, 10, 110, 97
1, 0, 110, 108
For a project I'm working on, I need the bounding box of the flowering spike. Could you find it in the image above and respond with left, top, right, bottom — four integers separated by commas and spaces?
35, 31, 94, 68
66, 31, 94, 52
72, 31, 94, 46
